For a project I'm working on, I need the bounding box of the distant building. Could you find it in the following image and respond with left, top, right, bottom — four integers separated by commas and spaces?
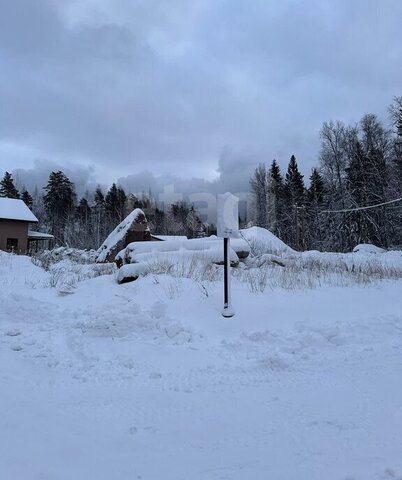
0, 198, 53, 254
96, 208, 189, 263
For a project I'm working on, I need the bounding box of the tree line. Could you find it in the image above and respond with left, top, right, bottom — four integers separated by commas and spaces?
0, 171, 205, 249
2, 96, 401, 252
250, 96, 402, 251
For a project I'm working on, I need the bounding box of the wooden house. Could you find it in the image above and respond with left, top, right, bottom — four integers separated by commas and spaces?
0, 198, 53, 254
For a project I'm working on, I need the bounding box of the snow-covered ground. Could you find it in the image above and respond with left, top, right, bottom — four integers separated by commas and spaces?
1, 250, 402, 479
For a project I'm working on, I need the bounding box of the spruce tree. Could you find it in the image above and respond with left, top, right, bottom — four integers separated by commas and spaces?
21, 189, 33, 207
76, 197, 92, 224
105, 183, 119, 227
307, 168, 325, 249
0, 171, 20, 198
307, 168, 325, 205
116, 186, 127, 222
92, 186, 106, 247
268, 160, 285, 237
284, 155, 305, 206
43, 171, 76, 243
283, 155, 305, 249
94, 186, 105, 206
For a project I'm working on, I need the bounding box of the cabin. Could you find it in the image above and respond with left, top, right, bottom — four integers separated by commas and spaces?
0, 198, 53, 254
95, 209, 188, 263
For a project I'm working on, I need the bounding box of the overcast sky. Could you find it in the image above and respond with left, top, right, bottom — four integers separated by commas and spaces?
1, 0, 401, 196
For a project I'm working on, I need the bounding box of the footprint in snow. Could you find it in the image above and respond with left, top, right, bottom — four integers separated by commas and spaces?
5, 330, 21, 337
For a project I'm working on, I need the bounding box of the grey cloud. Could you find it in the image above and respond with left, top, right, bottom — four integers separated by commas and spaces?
11, 159, 97, 196
0, 0, 401, 185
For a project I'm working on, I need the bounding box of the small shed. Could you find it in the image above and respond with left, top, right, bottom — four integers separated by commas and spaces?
0, 198, 53, 254
96, 209, 151, 262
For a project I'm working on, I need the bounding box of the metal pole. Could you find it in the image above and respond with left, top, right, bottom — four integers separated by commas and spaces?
222, 237, 234, 317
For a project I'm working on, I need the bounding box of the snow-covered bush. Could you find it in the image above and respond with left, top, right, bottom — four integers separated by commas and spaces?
135, 255, 221, 283
46, 262, 116, 290
30, 247, 115, 290
32, 247, 97, 270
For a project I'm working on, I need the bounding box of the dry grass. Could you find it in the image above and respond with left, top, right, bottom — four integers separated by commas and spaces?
139, 252, 402, 294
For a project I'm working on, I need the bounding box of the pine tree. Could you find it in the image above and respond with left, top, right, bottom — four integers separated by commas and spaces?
283, 155, 305, 249
306, 168, 325, 249
73, 198, 93, 248
284, 155, 305, 205
0, 172, 20, 198
76, 197, 92, 224
268, 160, 285, 237
116, 186, 127, 222
105, 183, 120, 228
307, 168, 325, 205
92, 186, 106, 247
94, 186, 105, 207
43, 171, 76, 244
21, 189, 33, 207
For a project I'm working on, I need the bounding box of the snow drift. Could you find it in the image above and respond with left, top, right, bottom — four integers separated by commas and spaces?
239, 226, 295, 256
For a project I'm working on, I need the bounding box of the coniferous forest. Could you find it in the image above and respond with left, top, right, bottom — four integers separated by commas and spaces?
1, 96, 401, 252
251, 97, 402, 251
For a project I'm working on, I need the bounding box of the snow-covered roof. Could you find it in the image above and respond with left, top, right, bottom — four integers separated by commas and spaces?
152, 235, 188, 241
96, 208, 146, 262
0, 198, 38, 222
28, 230, 54, 240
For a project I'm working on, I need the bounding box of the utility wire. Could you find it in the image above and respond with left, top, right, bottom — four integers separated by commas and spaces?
319, 196, 402, 214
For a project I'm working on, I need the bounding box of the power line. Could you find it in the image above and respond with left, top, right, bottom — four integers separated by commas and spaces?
319, 196, 402, 214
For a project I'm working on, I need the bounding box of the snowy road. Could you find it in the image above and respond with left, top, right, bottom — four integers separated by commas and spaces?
1, 254, 402, 479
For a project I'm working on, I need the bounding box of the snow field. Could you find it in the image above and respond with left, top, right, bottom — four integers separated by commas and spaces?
1, 250, 402, 479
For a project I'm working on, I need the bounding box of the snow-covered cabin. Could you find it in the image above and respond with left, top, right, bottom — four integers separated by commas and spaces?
96, 209, 151, 262
0, 198, 53, 254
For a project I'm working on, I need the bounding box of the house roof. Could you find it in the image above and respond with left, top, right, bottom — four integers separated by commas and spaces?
28, 230, 54, 240
0, 198, 38, 222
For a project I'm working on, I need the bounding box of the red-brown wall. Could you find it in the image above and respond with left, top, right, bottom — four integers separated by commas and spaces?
0, 219, 29, 254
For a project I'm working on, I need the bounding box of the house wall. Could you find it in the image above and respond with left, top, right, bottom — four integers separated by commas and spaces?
0, 219, 29, 254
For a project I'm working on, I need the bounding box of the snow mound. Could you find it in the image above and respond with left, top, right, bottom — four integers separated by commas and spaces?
240, 226, 295, 256
96, 209, 147, 262
117, 237, 243, 269
353, 244, 386, 254
116, 263, 150, 284
0, 251, 48, 287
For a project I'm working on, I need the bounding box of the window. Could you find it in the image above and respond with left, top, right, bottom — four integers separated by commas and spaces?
6, 238, 18, 251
